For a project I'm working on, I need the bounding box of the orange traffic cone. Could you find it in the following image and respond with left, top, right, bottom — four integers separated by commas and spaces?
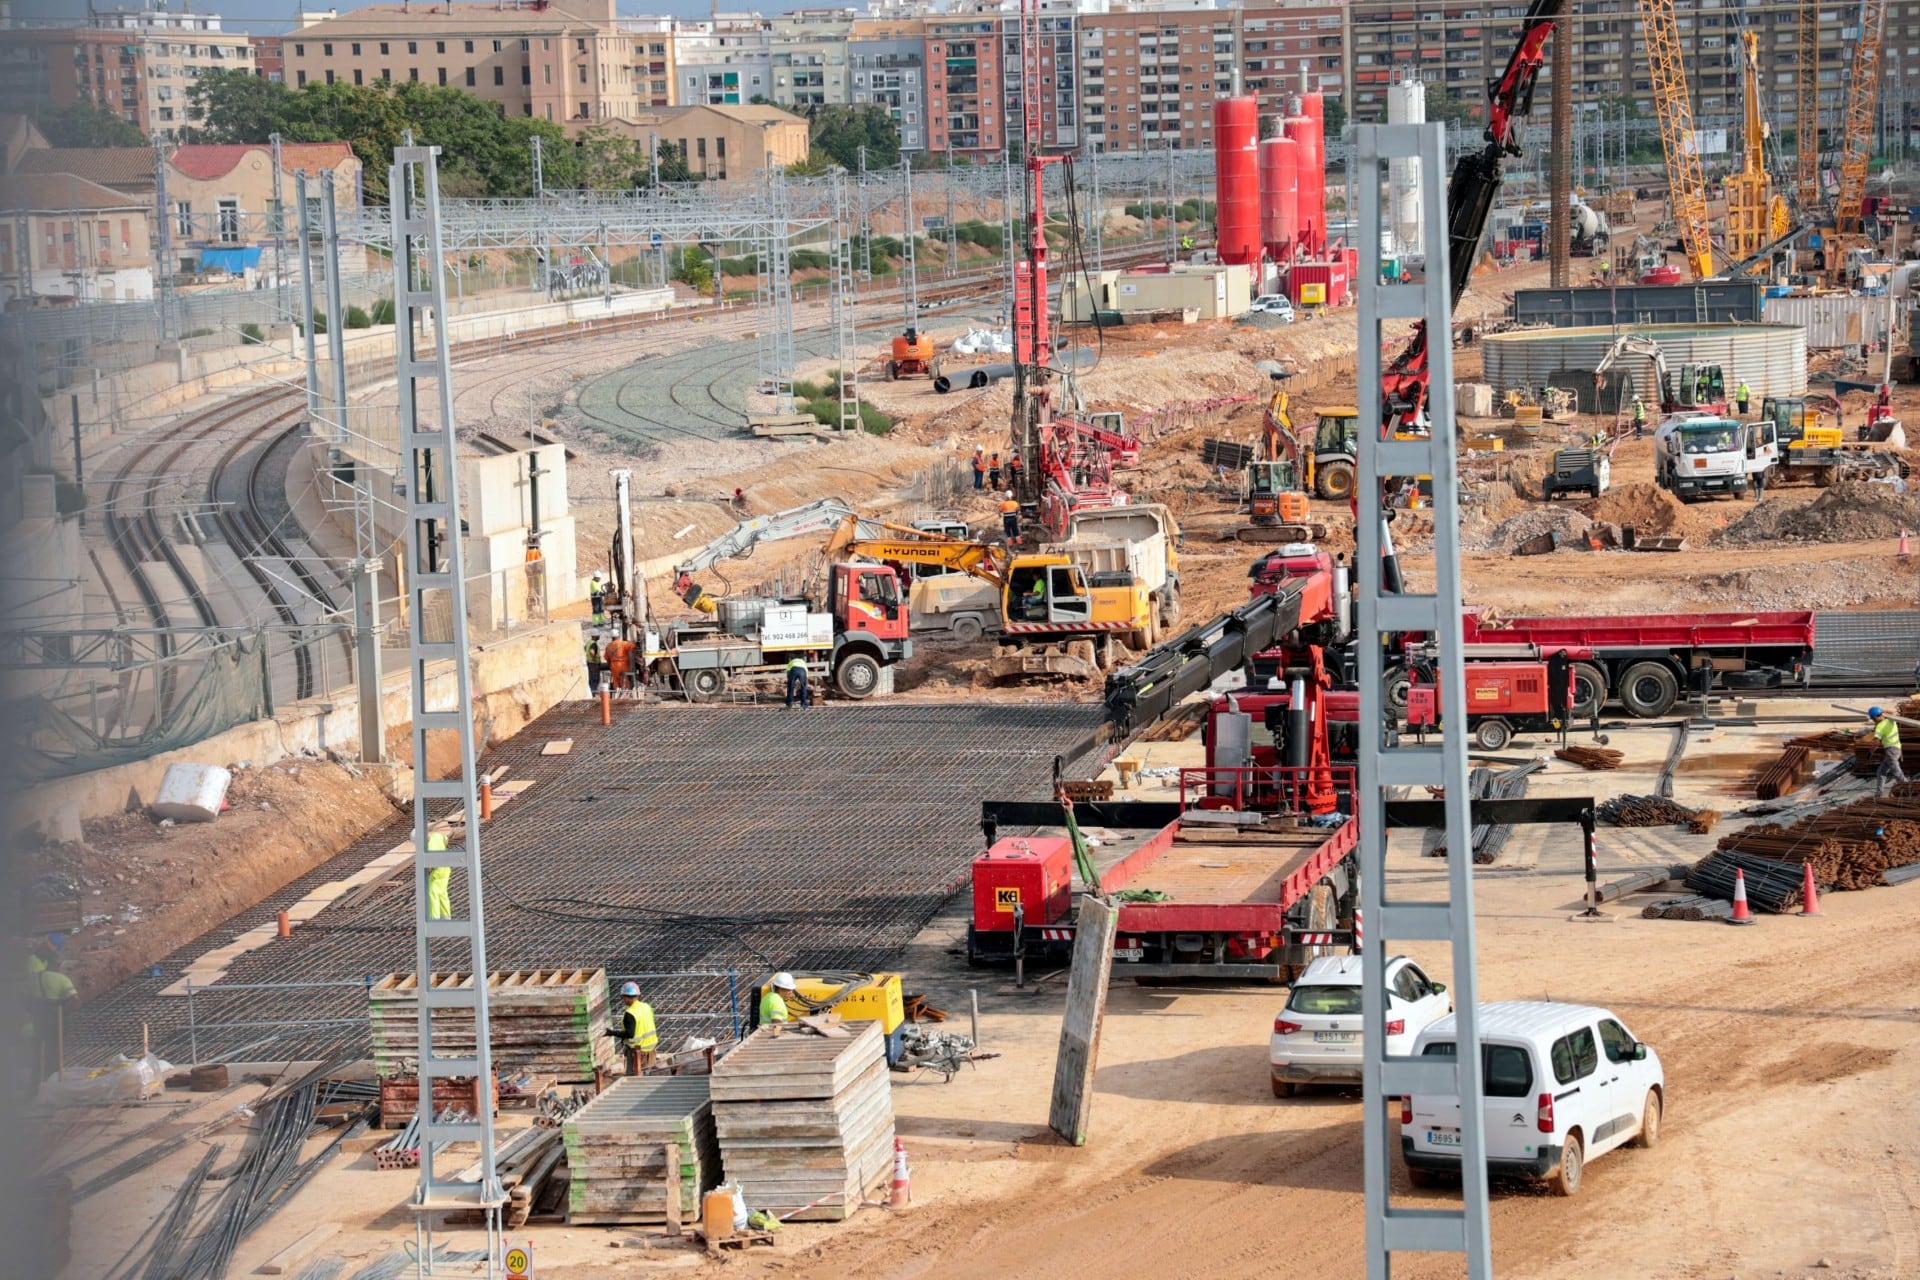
1729, 868, 1755, 925
1900, 529, 1912, 558
1798, 861, 1822, 917
889, 1137, 911, 1208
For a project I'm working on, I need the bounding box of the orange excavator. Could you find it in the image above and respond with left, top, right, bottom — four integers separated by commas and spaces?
1234, 371, 1328, 544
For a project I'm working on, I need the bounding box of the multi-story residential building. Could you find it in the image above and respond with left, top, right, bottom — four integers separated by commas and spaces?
92, 6, 254, 140
282, 0, 645, 124
766, 11, 856, 111
618, 17, 676, 109
1345, 0, 1865, 148
253, 35, 285, 83
850, 20, 928, 152
674, 18, 775, 107
0, 172, 155, 303
926, 15, 1007, 155
1002, 8, 1078, 150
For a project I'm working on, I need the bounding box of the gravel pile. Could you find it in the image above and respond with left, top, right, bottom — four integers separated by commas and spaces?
1718, 481, 1920, 545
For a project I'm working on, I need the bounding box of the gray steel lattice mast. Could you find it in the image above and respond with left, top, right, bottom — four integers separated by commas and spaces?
829, 171, 860, 433
294, 171, 321, 426
762, 159, 797, 414
901, 157, 918, 330
153, 136, 172, 338
390, 145, 504, 1277
1352, 122, 1492, 1279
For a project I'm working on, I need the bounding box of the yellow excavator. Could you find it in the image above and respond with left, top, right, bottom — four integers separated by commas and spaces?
821, 516, 1153, 677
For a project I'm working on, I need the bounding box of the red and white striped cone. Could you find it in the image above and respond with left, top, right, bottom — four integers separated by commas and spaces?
1729, 868, 1755, 925
889, 1136, 911, 1208
1900, 529, 1912, 558
1798, 860, 1822, 917
1352, 906, 1364, 954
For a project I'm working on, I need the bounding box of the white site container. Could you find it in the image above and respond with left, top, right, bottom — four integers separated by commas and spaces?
150, 762, 233, 823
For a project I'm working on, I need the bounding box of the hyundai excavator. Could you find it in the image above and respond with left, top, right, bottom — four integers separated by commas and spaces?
1233, 373, 1331, 543
821, 516, 1154, 678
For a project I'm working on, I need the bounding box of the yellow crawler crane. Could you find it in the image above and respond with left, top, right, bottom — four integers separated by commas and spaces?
1637, 0, 1715, 279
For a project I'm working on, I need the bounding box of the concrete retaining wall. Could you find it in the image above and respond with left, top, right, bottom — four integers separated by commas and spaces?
18, 621, 583, 836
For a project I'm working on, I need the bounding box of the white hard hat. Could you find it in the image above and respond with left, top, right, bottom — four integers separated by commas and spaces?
619, 981, 640, 996
1006, 490, 1016, 499
773, 972, 797, 990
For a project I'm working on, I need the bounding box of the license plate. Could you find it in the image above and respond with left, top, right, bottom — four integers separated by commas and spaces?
1426, 1128, 1460, 1147
1113, 947, 1144, 962
1312, 1031, 1357, 1043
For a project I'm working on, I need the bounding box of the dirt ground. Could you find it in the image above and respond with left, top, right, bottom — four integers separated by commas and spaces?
61, 701, 1920, 1280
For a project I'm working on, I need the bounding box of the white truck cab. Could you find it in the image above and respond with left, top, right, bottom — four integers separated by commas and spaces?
1654, 413, 1777, 501
1402, 1002, 1663, 1197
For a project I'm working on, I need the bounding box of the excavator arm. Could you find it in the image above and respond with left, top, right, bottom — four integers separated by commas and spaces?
671, 499, 886, 605
825, 516, 1010, 586
1380, 0, 1562, 439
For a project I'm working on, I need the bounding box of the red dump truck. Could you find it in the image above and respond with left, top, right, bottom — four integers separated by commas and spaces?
1396, 609, 1818, 719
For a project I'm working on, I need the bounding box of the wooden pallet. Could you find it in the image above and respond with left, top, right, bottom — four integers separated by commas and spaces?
368, 969, 617, 1082
563, 1075, 719, 1227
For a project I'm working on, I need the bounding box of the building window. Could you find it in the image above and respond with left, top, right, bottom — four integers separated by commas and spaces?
296, 69, 306, 85
578, 64, 586, 83
464, 40, 474, 53
493, 40, 502, 52
408, 41, 417, 54
294, 43, 304, 56
380, 42, 389, 54
576, 38, 586, 52
409, 67, 419, 81
522, 65, 530, 83
217, 198, 239, 243
494, 65, 503, 85
322, 42, 332, 55
521, 39, 530, 51
436, 41, 446, 54
544, 64, 551, 84
325, 69, 334, 84
176, 201, 192, 237
465, 66, 474, 85
382, 68, 390, 81
438, 67, 447, 85
354, 68, 363, 85
351, 42, 360, 55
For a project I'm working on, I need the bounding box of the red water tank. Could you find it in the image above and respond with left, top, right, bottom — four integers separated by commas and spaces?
1212, 96, 1261, 266
1258, 136, 1283, 259
1285, 115, 1323, 258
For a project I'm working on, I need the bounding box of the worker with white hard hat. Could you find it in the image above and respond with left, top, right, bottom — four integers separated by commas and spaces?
760, 972, 799, 1026
602, 981, 658, 1075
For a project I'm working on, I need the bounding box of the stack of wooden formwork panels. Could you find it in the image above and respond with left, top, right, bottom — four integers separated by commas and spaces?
366, 969, 618, 1082
562, 1076, 719, 1227
710, 1020, 895, 1222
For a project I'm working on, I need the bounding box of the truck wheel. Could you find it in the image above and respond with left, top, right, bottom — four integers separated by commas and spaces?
1570, 661, 1608, 719
1473, 718, 1512, 751
1550, 1133, 1584, 1197
1384, 666, 1412, 715
951, 615, 984, 643
1316, 459, 1356, 501
834, 654, 882, 698
684, 668, 727, 702
886, 360, 899, 381
1618, 661, 1679, 718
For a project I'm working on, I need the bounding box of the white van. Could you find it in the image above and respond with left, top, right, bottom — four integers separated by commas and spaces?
1401, 1002, 1663, 1197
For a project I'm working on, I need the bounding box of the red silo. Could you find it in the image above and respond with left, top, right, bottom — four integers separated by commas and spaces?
1269, 135, 1299, 259
1285, 114, 1324, 258
1212, 95, 1262, 266
1258, 136, 1284, 260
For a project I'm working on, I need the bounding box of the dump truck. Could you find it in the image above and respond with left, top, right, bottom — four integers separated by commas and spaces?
1061, 503, 1182, 636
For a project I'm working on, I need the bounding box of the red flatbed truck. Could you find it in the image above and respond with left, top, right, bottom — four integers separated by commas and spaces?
969, 765, 1359, 979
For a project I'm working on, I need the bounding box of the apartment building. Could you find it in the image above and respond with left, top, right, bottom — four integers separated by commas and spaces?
1346, 0, 1872, 142
674, 18, 775, 107
92, 6, 254, 140
282, 0, 644, 124
850, 20, 929, 152
926, 15, 1008, 155
619, 17, 676, 109
166, 142, 360, 279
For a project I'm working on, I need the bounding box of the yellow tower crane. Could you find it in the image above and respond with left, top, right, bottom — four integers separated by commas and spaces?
1833, 0, 1888, 240
1796, 0, 1821, 212
1637, 0, 1716, 279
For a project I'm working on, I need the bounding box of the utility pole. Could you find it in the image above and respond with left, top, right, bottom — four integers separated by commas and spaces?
153, 134, 172, 339
270, 132, 286, 316
945, 136, 958, 277
295, 171, 320, 426
321, 172, 350, 446
901, 157, 917, 330
1548, 12, 1571, 288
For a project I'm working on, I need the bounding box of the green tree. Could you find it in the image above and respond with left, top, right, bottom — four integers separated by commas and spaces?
183, 68, 298, 142
1424, 82, 1481, 129
32, 103, 146, 147
808, 105, 899, 172
652, 140, 694, 184
1322, 95, 1347, 138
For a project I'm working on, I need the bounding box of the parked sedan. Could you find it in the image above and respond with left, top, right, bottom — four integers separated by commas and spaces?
1270, 954, 1452, 1097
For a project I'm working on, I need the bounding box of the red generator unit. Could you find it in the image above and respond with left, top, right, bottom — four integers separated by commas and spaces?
970, 836, 1074, 945
1405, 660, 1590, 752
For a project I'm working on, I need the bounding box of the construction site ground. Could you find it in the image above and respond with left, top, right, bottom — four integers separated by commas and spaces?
62, 698, 1920, 1279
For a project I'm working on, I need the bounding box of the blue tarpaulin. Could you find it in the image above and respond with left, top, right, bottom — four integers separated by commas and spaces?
197, 246, 263, 273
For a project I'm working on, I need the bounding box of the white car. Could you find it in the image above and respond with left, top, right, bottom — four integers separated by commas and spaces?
1269, 954, 1452, 1097
1249, 294, 1296, 322
1401, 1002, 1663, 1197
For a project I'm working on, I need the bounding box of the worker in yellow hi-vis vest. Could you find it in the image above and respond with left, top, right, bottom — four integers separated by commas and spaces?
425, 831, 452, 920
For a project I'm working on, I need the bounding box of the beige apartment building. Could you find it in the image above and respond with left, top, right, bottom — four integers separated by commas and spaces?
282, 0, 644, 124
0, 172, 155, 304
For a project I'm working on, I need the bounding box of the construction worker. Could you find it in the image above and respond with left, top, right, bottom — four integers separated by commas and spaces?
1736, 379, 1752, 416
1869, 706, 1909, 798
605, 632, 635, 694
21, 942, 77, 1090
1000, 491, 1021, 542
760, 972, 798, 1025
988, 452, 1003, 490
1024, 574, 1048, 620
1631, 396, 1647, 439
589, 574, 605, 624
603, 982, 658, 1075
971, 446, 986, 491
425, 831, 453, 920
584, 634, 602, 694
1008, 450, 1023, 489
784, 655, 811, 708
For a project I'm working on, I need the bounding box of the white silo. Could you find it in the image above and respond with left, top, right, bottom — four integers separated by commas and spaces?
1385, 73, 1425, 258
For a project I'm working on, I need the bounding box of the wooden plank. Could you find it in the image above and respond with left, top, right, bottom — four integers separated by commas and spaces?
1049, 895, 1120, 1146
256, 1223, 339, 1274
663, 1141, 681, 1237
541, 739, 574, 755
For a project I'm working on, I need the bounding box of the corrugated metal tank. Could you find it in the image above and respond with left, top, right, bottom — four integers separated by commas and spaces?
1482, 324, 1809, 413
1213, 96, 1262, 266
1284, 114, 1322, 256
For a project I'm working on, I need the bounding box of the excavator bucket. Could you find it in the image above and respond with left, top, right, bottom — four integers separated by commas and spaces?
988, 650, 1101, 682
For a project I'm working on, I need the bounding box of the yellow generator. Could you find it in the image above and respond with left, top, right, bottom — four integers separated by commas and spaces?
757, 972, 907, 1061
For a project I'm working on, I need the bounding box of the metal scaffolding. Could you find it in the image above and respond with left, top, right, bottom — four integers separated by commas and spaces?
757, 164, 798, 414
1352, 124, 1491, 1279
390, 145, 505, 1276
828, 170, 860, 433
